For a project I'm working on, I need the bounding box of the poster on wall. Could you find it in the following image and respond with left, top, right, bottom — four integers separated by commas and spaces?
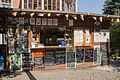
42, 18, 47, 25
74, 29, 83, 42
48, 18, 52, 25
30, 18, 35, 25
53, 19, 58, 26
10, 54, 22, 71
19, 18, 24, 25
69, 20, 73, 26
94, 46, 101, 64
94, 29, 109, 42
36, 18, 41, 25
85, 29, 90, 43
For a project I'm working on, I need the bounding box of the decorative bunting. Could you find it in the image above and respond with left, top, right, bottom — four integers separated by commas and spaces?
116, 18, 120, 22
65, 14, 69, 18
13, 12, 17, 16
48, 13, 51, 17
106, 14, 110, 17
56, 14, 60, 16
80, 15, 84, 21
21, 12, 26, 15
87, 13, 90, 15
73, 15, 77, 20
30, 13, 35, 17
65, 14, 69, 20
99, 17, 103, 22
111, 18, 114, 22
38, 13, 44, 16
93, 17, 97, 20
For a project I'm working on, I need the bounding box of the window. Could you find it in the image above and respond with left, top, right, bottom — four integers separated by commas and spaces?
48, 0, 51, 10
29, 0, 32, 9
62, 0, 65, 11
65, 1, 69, 11
53, 0, 56, 10
44, 0, 47, 10
34, 0, 37, 9
24, 0, 27, 9
57, 0, 60, 10
2, 0, 11, 3
38, 0, 42, 10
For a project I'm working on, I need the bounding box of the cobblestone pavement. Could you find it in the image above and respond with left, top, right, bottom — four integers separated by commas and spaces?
1, 67, 120, 80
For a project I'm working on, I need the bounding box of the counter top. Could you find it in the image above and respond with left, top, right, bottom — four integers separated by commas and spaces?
31, 46, 73, 49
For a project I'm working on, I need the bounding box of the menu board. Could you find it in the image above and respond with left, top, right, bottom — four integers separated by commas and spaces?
101, 54, 109, 65
76, 49, 84, 63
100, 43, 107, 52
85, 49, 93, 61
56, 50, 65, 65
94, 46, 101, 64
22, 53, 33, 69
45, 50, 55, 66
67, 52, 75, 68
34, 57, 44, 69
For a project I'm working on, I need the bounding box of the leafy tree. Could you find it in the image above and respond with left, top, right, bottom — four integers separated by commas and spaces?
103, 0, 120, 56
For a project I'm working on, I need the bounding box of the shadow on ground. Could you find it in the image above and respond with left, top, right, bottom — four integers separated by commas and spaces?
25, 70, 36, 80
0, 70, 36, 80
109, 60, 120, 72
0, 71, 23, 79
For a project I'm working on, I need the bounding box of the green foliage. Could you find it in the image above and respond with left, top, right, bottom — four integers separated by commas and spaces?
103, 0, 120, 56
103, 0, 120, 15
109, 52, 119, 60
110, 22, 120, 53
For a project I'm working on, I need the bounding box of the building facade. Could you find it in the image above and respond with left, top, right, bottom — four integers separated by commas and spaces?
12, 0, 77, 12
0, 0, 11, 8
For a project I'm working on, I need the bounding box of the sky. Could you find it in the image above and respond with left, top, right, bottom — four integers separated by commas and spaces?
77, 0, 106, 14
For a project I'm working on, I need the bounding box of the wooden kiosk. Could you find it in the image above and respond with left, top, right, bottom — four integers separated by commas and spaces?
4, 8, 118, 71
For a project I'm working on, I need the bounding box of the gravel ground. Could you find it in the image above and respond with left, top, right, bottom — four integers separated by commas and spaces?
1, 67, 120, 80
1, 60, 120, 80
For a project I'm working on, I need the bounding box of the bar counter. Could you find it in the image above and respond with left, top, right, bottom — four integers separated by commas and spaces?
30, 46, 73, 49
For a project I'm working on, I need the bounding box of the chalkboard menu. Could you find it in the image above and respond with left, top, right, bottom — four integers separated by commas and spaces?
76, 49, 84, 63
45, 50, 55, 66
34, 57, 44, 69
100, 43, 107, 52
101, 54, 109, 65
56, 50, 65, 65
94, 47, 101, 64
85, 49, 93, 61
22, 53, 33, 69
67, 52, 75, 68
